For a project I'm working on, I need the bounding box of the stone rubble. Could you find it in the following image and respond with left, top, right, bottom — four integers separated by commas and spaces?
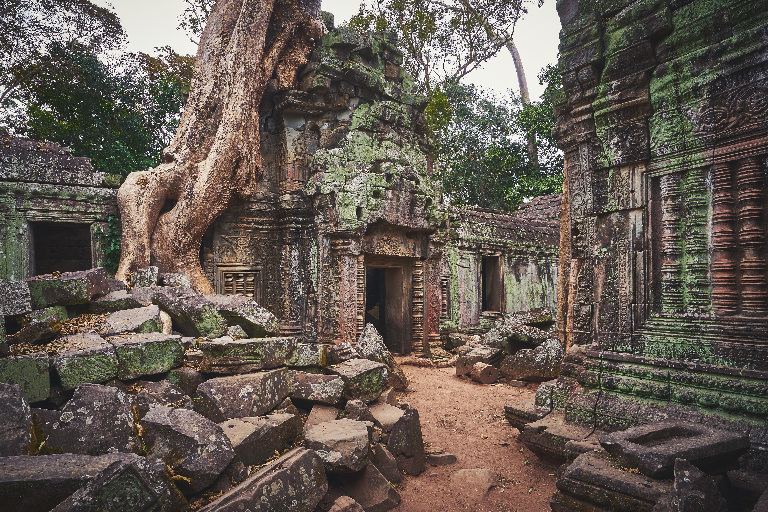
0, 266, 426, 511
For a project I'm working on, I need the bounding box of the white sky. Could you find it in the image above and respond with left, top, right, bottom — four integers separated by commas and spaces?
95, 0, 561, 101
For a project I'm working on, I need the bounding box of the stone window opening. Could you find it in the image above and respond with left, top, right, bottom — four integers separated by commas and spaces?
215, 264, 262, 303
482, 255, 502, 312
30, 221, 93, 276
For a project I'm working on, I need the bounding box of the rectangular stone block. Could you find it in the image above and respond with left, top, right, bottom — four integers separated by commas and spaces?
0, 453, 138, 512
220, 413, 302, 467
196, 368, 294, 422
53, 334, 118, 390
198, 448, 327, 512
286, 343, 328, 367
25, 268, 109, 309
199, 337, 298, 374
0, 352, 50, 402
108, 333, 184, 380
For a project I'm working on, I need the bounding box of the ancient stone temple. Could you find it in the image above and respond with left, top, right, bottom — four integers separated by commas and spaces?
555, 0, 768, 471
0, 137, 120, 281
199, 21, 560, 354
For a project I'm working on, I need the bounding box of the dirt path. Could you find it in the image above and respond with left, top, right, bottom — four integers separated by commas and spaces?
391, 362, 558, 512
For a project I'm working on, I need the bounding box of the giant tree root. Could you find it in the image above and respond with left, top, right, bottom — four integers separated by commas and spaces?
115, 0, 323, 293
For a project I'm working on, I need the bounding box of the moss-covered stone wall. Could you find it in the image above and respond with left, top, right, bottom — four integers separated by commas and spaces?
556, 0, 768, 471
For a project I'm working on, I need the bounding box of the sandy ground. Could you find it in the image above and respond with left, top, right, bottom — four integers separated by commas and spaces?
390, 362, 558, 512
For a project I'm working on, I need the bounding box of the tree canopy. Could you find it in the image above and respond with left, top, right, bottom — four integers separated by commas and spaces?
434, 66, 563, 211
0, 1, 193, 176
0, 0, 126, 107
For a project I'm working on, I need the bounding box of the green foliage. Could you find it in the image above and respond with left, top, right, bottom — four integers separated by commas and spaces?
0, 0, 125, 106
5, 42, 187, 175
96, 215, 122, 275
433, 73, 563, 212
350, 0, 526, 92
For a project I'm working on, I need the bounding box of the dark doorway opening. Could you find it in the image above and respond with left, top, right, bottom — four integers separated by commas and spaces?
366, 268, 386, 336
482, 255, 502, 312
31, 222, 92, 275
365, 261, 410, 354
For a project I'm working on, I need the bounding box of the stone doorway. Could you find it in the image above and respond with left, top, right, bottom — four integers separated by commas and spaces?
365, 257, 411, 354
30, 221, 93, 275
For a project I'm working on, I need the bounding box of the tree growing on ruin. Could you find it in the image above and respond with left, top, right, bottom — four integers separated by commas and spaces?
115, 0, 324, 292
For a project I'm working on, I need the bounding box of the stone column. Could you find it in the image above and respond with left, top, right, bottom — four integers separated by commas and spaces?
711, 162, 739, 316
660, 172, 684, 313
422, 256, 442, 354
737, 157, 768, 316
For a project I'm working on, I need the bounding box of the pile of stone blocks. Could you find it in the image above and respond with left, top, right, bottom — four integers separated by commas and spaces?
550, 421, 751, 512
451, 307, 564, 385
0, 267, 424, 511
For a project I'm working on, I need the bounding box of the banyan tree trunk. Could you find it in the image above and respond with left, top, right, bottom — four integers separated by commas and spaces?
115, 0, 323, 293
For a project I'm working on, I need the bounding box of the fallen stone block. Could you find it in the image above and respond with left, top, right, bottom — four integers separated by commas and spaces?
0, 280, 32, 316
304, 404, 341, 433
0, 453, 139, 512
198, 447, 327, 512
378, 387, 398, 406
286, 343, 328, 367
337, 463, 401, 512
368, 401, 405, 433
499, 338, 563, 382
329, 358, 388, 403
195, 368, 293, 422
198, 336, 297, 374
345, 399, 378, 425
167, 367, 203, 397
141, 405, 234, 493
0, 383, 31, 456
291, 371, 344, 404
46, 384, 135, 455
329, 496, 366, 512
653, 458, 727, 512
274, 397, 300, 415
205, 294, 279, 338
226, 324, 248, 339
25, 268, 109, 309
386, 407, 425, 475
13, 306, 67, 345
0, 351, 50, 402
356, 323, 409, 391
130, 267, 159, 288
370, 442, 402, 484
89, 290, 146, 314
482, 319, 551, 351
101, 305, 163, 336
220, 413, 301, 467
503, 398, 548, 431
108, 333, 184, 380
550, 451, 672, 512
470, 362, 499, 384
327, 342, 358, 365
53, 334, 118, 390
50, 456, 188, 512
128, 287, 157, 306
129, 380, 194, 418
455, 346, 503, 377
158, 273, 192, 288
104, 278, 127, 293
152, 286, 227, 338
427, 452, 457, 466
304, 419, 372, 473
599, 421, 751, 478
